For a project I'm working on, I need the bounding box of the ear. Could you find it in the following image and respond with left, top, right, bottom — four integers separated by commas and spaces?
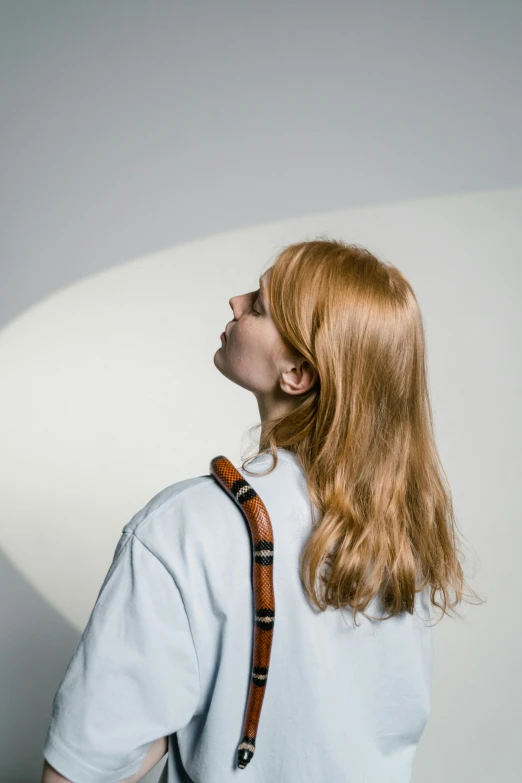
279, 358, 318, 396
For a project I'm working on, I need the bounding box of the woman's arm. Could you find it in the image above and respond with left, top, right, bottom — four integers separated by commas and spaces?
41, 736, 168, 783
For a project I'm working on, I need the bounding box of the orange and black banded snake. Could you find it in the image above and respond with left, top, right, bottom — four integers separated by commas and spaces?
209, 455, 275, 770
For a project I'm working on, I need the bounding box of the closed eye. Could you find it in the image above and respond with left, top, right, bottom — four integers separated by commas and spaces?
250, 290, 261, 315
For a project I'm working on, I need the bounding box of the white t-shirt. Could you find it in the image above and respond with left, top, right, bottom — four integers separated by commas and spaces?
42, 447, 434, 783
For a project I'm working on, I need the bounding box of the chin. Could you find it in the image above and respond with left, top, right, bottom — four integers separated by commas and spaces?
213, 347, 227, 374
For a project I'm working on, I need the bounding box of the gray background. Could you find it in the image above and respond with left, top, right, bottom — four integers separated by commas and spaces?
1, 2, 521, 782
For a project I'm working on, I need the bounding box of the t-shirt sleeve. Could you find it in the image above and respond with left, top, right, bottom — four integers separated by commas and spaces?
41, 530, 200, 783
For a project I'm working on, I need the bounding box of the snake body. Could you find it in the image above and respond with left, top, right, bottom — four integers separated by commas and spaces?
209, 455, 275, 770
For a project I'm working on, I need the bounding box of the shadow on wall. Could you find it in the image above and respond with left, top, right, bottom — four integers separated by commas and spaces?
0, 548, 166, 783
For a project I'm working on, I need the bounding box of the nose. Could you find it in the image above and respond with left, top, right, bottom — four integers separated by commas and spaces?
229, 293, 248, 318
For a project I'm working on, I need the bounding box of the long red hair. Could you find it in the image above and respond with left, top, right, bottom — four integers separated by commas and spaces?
242, 237, 484, 624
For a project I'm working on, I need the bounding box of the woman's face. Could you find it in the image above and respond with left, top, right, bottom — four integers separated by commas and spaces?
214, 268, 316, 421
214, 268, 316, 417
214, 268, 287, 395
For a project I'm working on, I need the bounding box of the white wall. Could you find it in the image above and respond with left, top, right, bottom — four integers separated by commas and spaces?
1, 2, 521, 781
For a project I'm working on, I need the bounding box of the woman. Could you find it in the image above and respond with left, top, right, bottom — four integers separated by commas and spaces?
41, 238, 482, 783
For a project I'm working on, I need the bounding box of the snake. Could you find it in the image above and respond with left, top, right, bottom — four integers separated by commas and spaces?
209, 455, 276, 770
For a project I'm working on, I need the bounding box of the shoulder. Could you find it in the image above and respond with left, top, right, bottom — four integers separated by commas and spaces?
119, 470, 255, 591
122, 473, 226, 538
120, 468, 259, 558
119, 455, 295, 564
